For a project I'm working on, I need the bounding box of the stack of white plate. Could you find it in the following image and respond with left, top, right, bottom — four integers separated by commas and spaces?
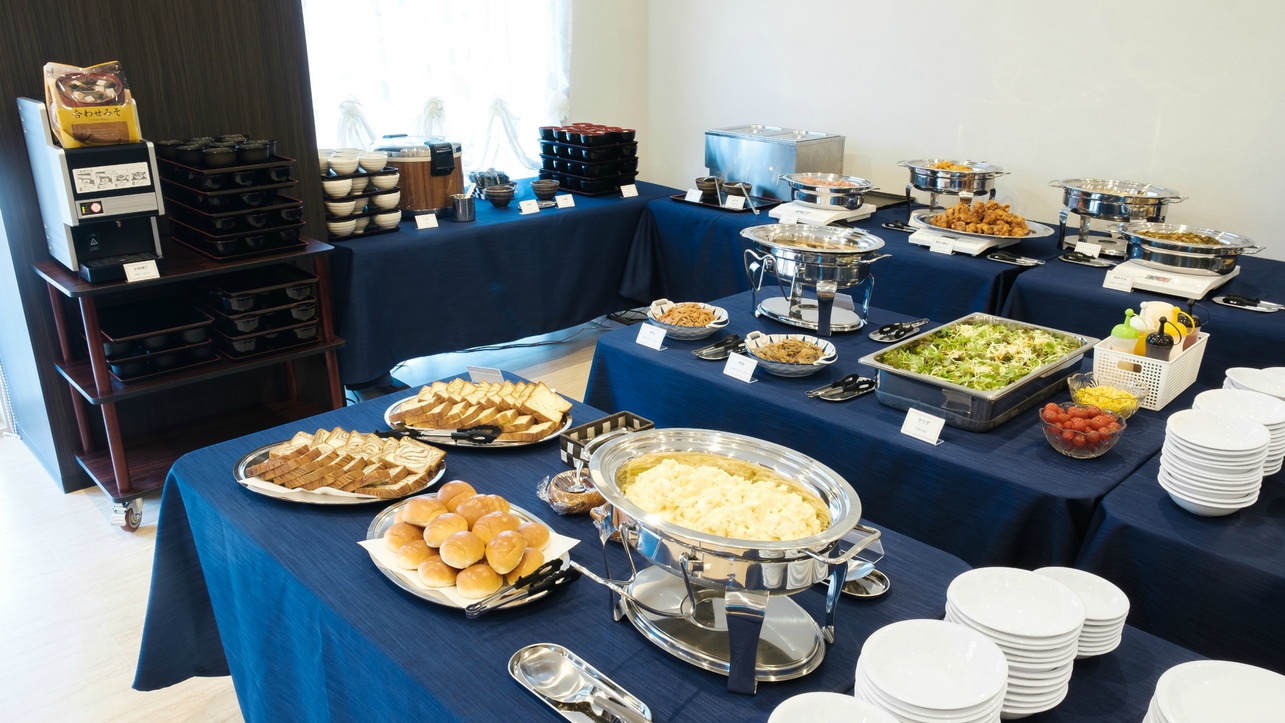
854, 619, 1008, 723
1193, 389, 1285, 476
1224, 367, 1285, 402
1033, 567, 1130, 659
770, 692, 897, 723
1159, 409, 1271, 516
945, 568, 1085, 720
1143, 660, 1285, 722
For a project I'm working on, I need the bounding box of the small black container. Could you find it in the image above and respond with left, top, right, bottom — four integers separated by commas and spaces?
539, 126, 559, 141
197, 174, 229, 191
203, 147, 237, 168
218, 134, 248, 144
236, 143, 270, 164
154, 140, 185, 160
176, 144, 205, 165
279, 206, 303, 223
247, 139, 277, 156
265, 165, 292, 183
244, 213, 269, 229
186, 136, 214, 146
232, 170, 262, 187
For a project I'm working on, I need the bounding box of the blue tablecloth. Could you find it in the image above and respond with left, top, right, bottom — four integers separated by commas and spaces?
1002, 255, 1285, 387
585, 291, 1204, 569
1077, 453, 1285, 674
621, 199, 1061, 320
132, 376, 1204, 721
328, 181, 678, 385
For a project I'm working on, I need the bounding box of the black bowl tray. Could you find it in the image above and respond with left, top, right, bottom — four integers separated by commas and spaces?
159, 154, 297, 176
668, 193, 784, 213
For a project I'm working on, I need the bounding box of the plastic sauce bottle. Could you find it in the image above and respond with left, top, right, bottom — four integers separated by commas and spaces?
1110, 310, 1142, 353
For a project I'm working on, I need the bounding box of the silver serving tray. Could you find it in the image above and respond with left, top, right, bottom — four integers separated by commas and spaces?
911, 210, 1055, 240
741, 223, 885, 255
858, 313, 1096, 403
234, 441, 446, 505
509, 643, 653, 722
899, 159, 1007, 177
383, 397, 573, 447
365, 496, 561, 610
1053, 178, 1183, 201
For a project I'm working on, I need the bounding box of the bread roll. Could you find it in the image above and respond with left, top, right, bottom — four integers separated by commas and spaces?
384, 521, 423, 552
438, 480, 477, 511
455, 563, 502, 599
401, 497, 447, 526
506, 547, 546, 584
456, 494, 507, 527
485, 529, 528, 575
472, 511, 521, 543
517, 521, 550, 550
395, 539, 432, 570
394, 507, 405, 524
423, 513, 468, 547
417, 558, 458, 588
487, 494, 511, 514
439, 530, 486, 569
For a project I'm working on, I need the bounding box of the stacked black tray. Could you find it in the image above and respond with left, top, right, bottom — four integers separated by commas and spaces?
96, 297, 219, 383
536, 123, 639, 195
199, 264, 321, 358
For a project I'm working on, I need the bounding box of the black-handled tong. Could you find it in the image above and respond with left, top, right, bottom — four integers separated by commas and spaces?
880, 220, 917, 233
376, 424, 502, 445
1214, 294, 1283, 312
987, 250, 1045, 266
692, 334, 745, 361
1059, 251, 1116, 268
465, 559, 581, 618
806, 373, 877, 400
868, 318, 929, 342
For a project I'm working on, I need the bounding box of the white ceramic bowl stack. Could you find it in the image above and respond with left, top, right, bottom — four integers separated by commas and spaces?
1143, 660, 1285, 723
1033, 567, 1130, 659
1193, 388, 1285, 476
1159, 408, 1271, 516
854, 619, 1009, 723
944, 568, 1086, 720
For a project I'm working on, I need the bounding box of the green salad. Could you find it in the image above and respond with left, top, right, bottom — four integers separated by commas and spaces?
881, 322, 1081, 392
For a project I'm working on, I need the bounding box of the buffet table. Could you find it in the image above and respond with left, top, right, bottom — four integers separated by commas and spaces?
620, 199, 1061, 319
1077, 453, 1285, 675
328, 181, 678, 386
133, 383, 1202, 721
585, 291, 1204, 569
1002, 255, 1285, 387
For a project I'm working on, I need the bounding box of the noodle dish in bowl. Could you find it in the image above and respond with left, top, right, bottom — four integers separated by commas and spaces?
646, 298, 730, 340
744, 331, 837, 377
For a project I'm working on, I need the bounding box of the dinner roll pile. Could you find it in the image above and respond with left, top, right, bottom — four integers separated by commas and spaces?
383, 480, 550, 599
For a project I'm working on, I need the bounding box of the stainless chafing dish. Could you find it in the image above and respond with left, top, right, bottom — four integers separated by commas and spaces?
579, 428, 880, 695
1120, 222, 1263, 276
1051, 178, 1186, 256
740, 224, 889, 336
899, 159, 1007, 222
780, 172, 875, 210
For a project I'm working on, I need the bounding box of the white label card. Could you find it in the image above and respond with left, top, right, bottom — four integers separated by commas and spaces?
835, 294, 855, 312
555, 194, 575, 208
620, 184, 639, 198
900, 408, 946, 446
415, 214, 439, 230
466, 366, 505, 384
775, 207, 799, 224
1074, 241, 1102, 258
723, 195, 746, 210
929, 238, 955, 255
635, 323, 667, 351
1102, 271, 1135, 292
722, 353, 758, 383
519, 199, 541, 215
123, 259, 160, 283
683, 189, 703, 203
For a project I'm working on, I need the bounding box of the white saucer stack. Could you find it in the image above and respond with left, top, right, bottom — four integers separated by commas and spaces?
1159, 408, 1271, 516
1193, 389, 1285, 476
1144, 660, 1285, 723
1224, 367, 1285, 402
945, 568, 1086, 720
1033, 567, 1130, 659
769, 692, 897, 723
855, 619, 1009, 723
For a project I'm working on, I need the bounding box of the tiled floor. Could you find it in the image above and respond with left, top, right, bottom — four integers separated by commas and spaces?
0, 322, 609, 720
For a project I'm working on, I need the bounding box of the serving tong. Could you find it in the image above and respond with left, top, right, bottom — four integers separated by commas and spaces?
805, 373, 877, 402
1213, 294, 1282, 313
375, 424, 502, 445
1059, 251, 1117, 268
880, 220, 917, 233
465, 559, 581, 618
691, 334, 744, 361
987, 250, 1045, 266
868, 318, 929, 342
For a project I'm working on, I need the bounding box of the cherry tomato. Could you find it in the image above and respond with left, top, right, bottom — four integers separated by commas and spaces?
1042, 409, 1059, 423
1086, 431, 1101, 445
1044, 402, 1059, 413
1062, 430, 1076, 442
1057, 414, 1071, 426
1084, 405, 1103, 418
1071, 418, 1088, 432
1073, 435, 1087, 447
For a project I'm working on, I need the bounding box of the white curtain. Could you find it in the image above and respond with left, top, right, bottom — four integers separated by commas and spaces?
301, 0, 571, 177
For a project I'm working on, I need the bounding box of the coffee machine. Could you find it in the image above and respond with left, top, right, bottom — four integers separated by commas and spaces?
19, 97, 166, 282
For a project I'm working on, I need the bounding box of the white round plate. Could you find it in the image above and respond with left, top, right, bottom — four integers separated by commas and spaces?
1159, 474, 1259, 505
1159, 467, 1261, 497
769, 692, 897, 723
1161, 453, 1265, 481
1156, 660, 1285, 723
1163, 486, 1257, 517
1162, 443, 1266, 471
1226, 368, 1285, 399
857, 619, 1009, 712
1194, 389, 1285, 426
947, 568, 1087, 639
1166, 409, 1272, 452
1034, 567, 1130, 622
855, 669, 1003, 722
945, 605, 1080, 650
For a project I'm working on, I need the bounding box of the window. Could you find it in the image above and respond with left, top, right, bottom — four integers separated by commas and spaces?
301, 0, 570, 177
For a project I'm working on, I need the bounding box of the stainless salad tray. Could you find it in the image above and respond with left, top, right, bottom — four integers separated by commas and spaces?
859, 314, 1097, 432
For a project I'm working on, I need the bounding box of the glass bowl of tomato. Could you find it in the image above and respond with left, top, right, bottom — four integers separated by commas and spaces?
1038, 401, 1127, 459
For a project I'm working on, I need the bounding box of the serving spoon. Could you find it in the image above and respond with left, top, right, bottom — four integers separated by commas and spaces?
518, 648, 650, 723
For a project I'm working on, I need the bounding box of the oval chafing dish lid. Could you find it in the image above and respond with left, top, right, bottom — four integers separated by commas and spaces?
1121, 222, 1257, 253
1056, 178, 1182, 199
781, 173, 875, 192
741, 224, 886, 254
901, 159, 1005, 175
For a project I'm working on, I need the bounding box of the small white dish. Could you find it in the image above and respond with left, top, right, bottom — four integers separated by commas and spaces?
371, 172, 399, 190
322, 178, 353, 198
947, 567, 1087, 640
1227, 368, 1285, 399
374, 211, 401, 229
372, 190, 401, 210
1166, 409, 1273, 452
1194, 389, 1285, 426
1155, 660, 1285, 723
744, 331, 838, 377
856, 619, 1009, 713
325, 218, 357, 237
646, 299, 730, 340
328, 155, 360, 174
358, 151, 388, 173
324, 199, 356, 217
349, 176, 369, 193
770, 692, 898, 723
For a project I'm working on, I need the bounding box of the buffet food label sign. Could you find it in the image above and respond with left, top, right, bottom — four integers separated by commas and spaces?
123, 259, 160, 283
415, 214, 439, 230
1074, 241, 1103, 258
620, 184, 639, 198
466, 366, 505, 384
723, 353, 758, 383
635, 323, 667, 351
1102, 271, 1134, 292
722, 195, 746, 210
900, 408, 945, 446
519, 200, 541, 215
683, 189, 703, 203
929, 237, 955, 255
555, 194, 575, 209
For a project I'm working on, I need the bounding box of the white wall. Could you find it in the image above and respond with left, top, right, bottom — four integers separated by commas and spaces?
568, 0, 651, 177
644, 0, 1285, 261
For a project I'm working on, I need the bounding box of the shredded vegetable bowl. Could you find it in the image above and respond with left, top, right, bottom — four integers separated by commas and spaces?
881, 322, 1082, 392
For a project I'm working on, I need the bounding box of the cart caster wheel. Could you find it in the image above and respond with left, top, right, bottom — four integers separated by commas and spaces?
112, 498, 143, 532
